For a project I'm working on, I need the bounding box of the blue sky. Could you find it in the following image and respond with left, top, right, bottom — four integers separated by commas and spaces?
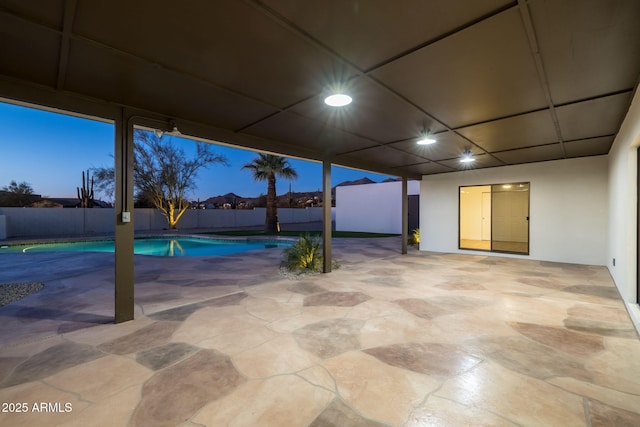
0, 101, 393, 200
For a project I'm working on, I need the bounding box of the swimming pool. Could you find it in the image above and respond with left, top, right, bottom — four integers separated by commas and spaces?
0, 236, 293, 257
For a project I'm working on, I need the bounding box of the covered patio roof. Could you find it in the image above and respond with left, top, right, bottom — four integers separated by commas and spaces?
1, 0, 639, 177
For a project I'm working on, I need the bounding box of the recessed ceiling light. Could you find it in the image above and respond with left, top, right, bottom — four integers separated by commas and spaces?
460, 150, 475, 163
416, 129, 436, 145
324, 94, 352, 107
417, 135, 436, 145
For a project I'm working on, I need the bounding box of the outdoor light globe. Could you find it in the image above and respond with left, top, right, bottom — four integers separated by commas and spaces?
324, 94, 352, 107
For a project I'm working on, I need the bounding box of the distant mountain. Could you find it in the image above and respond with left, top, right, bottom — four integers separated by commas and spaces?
201, 177, 382, 208
204, 192, 244, 205
334, 177, 376, 187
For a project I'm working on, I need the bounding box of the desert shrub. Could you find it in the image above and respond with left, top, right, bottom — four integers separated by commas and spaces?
409, 228, 420, 245
283, 234, 323, 272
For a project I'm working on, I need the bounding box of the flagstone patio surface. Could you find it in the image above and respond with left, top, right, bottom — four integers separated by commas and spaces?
1, 237, 640, 426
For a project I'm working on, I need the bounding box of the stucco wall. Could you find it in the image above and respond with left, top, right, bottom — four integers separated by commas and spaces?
607, 89, 640, 332
420, 155, 609, 266
336, 180, 419, 234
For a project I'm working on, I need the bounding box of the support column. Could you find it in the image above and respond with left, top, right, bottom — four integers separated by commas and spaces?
402, 176, 408, 255
114, 109, 135, 323
322, 161, 332, 273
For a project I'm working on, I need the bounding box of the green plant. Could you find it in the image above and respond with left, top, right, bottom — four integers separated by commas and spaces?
1, 180, 36, 207
283, 234, 323, 272
409, 228, 420, 245
93, 130, 227, 228
77, 169, 94, 208
242, 154, 298, 232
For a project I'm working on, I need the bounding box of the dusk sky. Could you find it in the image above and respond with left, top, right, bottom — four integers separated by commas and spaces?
0, 101, 394, 201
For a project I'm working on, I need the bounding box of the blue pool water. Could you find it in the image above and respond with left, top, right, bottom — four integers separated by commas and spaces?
0, 237, 293, 257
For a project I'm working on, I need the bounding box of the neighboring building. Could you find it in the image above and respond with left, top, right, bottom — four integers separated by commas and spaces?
32, 198, 111, 208
0, 190, 41, 207
336, 180, 419, 234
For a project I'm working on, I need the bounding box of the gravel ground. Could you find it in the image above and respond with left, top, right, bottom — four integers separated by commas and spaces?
0, 282, 44, 307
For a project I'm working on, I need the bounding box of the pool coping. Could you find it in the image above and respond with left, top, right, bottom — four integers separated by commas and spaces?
0, 234, 298, 251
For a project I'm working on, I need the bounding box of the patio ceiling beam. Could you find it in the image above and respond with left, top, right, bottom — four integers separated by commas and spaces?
517, 0, 567, 157
56, 0, 77, 90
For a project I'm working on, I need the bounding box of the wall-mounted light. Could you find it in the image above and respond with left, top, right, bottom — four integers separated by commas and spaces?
324, 93, 352, 107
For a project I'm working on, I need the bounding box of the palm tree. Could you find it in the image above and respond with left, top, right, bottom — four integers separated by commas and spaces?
242, 154, 298, 232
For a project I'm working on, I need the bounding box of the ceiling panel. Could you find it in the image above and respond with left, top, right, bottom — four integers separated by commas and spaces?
73, 0, 356, 108
0, 12, 60, 87
0, 0, 64, 29
340, 146, 430, 167
371, 7, 547, 127
492, 143, 565, 164
555, 92, 632, 141
531, 0, 640, 104
389, 131, 484, 162
564, 136, 614, 158
242, 111, 375, 157
398, 162, 455, 175
439, 153, 504, 171
65, 40, 279, 130
457, 109, 557, 152
262, 0, 512, 70
290, 76, 446, 143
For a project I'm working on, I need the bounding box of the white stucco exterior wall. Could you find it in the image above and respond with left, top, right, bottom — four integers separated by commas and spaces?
607, 89, 640, 332
336, 180, 419, 234
420, 155, 608, 266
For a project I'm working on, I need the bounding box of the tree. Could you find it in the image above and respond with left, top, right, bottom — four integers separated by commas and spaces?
242, 154, 297, 232
94, 130, 227, 229
0, 180, 35, 207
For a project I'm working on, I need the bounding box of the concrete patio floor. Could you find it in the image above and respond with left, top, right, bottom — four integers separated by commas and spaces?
1, 237, 640, 426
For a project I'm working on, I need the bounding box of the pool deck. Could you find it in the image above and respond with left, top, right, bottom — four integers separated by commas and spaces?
1, 237, 640, 426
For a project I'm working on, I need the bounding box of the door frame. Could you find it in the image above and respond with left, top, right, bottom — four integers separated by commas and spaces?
637, 147, 640, 304
459, 182, 530, 255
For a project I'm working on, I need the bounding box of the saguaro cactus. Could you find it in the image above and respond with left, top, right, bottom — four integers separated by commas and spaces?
77, 169, 95, 208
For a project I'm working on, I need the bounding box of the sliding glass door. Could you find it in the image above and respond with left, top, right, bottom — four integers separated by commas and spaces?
459, 183, 529, 254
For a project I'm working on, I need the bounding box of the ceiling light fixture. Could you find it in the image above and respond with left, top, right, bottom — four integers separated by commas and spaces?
417, 129, 436, 145
460, 150, 475, 163
167, 120, 182, 136
324, 93, 352, 107
154, 121, 181, 138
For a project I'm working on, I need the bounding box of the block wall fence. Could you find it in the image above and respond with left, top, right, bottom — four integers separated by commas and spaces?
0, 207, 327, 238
